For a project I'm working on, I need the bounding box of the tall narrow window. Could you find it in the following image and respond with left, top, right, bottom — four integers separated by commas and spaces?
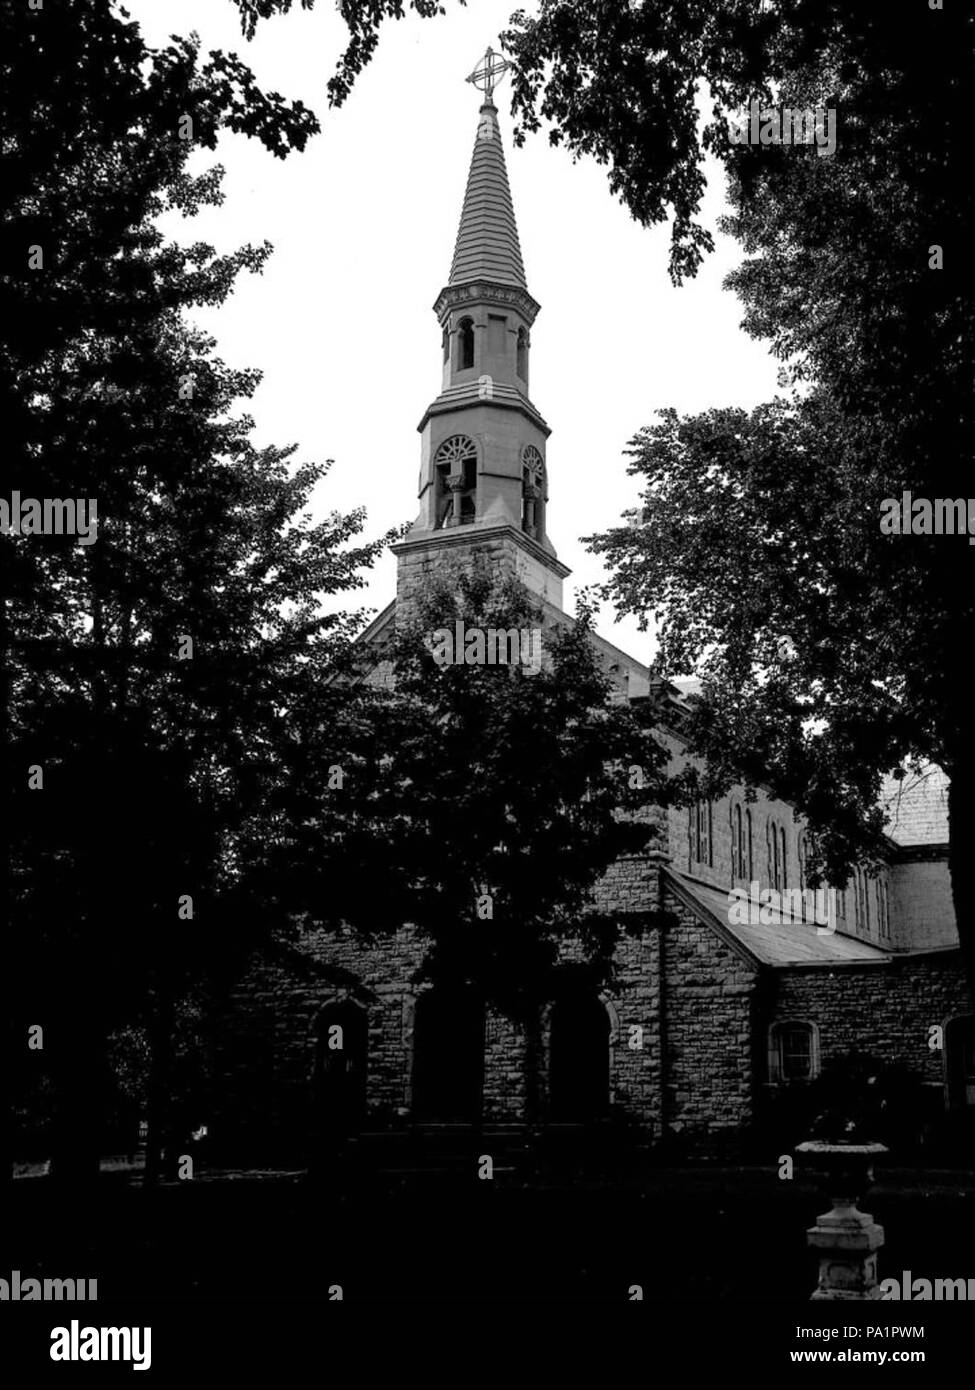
691, 800, 712, 867
853, 867, 871, 934
768, 820, 781, 890
779, 826, 788, 888
442, 324, 449, 362
766, 820, 786, 891
877, 877, 890, 939
516, 326, 529, 380
766, 820, 773, 887
861, 869, 871, 933
732, 803, 744, 879
457, 316, 475, 371
730, 801, 750, 881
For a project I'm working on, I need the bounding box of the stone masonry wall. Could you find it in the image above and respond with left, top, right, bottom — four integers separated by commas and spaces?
215, 854, 672, 1153
766, 952, 972, 1088
212, 859, 969, 1162
660, 881, 758, 1142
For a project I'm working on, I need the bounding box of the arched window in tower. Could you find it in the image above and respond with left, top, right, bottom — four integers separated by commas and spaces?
456, 316, 475, 371
434, 435, 478, 528
516, 326, 529, 380
522, 445, 545, 539
442, 323, 450, 363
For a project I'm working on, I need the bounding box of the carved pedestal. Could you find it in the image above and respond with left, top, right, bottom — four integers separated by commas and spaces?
797, 1140, 888, 1301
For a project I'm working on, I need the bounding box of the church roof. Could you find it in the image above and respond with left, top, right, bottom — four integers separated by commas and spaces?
667, 871, 892, 969
418, 378, 549, 435
449, 102, 527, 289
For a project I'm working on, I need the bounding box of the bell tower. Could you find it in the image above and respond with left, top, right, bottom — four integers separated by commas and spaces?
394, 46, 570, 615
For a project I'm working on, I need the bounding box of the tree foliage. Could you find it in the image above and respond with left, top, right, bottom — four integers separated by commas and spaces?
280, 559, 675, 1025
230, 0, 455, 107
550, 3, 975, 979
2, 0, 386, 1178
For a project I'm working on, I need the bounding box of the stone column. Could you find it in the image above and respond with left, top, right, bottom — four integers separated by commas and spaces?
445, 473, 465, 527
522, 481, 538, 539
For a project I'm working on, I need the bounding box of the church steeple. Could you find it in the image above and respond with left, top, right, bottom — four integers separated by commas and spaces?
394, 48, 570, 612
449, 98, 527, 290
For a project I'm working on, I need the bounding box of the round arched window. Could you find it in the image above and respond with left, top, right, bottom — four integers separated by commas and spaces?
521, 446, 545, 537
435, 436, 478, 527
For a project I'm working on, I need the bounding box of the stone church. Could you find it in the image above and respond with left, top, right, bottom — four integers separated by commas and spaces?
215, 65, 974, 1167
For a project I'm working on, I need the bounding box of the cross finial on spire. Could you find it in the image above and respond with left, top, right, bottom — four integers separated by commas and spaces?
466, 45, 511, 103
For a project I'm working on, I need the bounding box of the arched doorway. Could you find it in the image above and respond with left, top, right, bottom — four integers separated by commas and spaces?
411, 986, 484, 1123
548, 992, 611, 1122
312, 999, 368, 1141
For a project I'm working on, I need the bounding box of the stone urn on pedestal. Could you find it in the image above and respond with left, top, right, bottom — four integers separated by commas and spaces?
797, 1110, 888, 1301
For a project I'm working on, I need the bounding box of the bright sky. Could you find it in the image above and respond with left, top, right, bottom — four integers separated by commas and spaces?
126, 0, 779, 664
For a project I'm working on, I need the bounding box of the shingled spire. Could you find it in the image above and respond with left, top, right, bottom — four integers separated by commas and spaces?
449, 100, 528, 290
393, 46, 570, 614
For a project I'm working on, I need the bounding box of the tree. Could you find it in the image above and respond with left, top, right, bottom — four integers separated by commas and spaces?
286, 558, 676, 1128
561, 22, 975, 988
588, 385, 975, 991
229, 0, 455, 108
2, 1, 388, 1181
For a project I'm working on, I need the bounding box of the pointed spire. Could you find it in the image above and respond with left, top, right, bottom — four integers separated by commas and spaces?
449, 101, 527, 290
